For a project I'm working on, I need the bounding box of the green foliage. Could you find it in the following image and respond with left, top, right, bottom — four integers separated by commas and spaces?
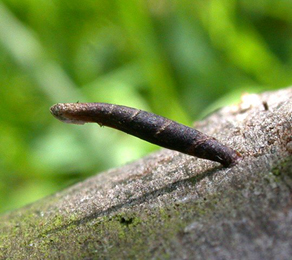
0, 0, 292, 213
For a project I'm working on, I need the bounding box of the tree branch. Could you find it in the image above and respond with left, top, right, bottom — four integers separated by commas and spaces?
1, 87, 292, 259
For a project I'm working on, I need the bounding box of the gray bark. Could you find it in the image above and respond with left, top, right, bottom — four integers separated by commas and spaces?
1, 87, 292, 260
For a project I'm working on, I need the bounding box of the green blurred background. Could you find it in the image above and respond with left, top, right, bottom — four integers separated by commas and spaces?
1, 0, 292, 213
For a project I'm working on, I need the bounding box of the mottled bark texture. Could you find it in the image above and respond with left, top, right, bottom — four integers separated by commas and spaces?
1, 87, 292, 260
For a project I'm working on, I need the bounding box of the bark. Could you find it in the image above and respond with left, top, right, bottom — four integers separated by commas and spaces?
1, 88, 292, 260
